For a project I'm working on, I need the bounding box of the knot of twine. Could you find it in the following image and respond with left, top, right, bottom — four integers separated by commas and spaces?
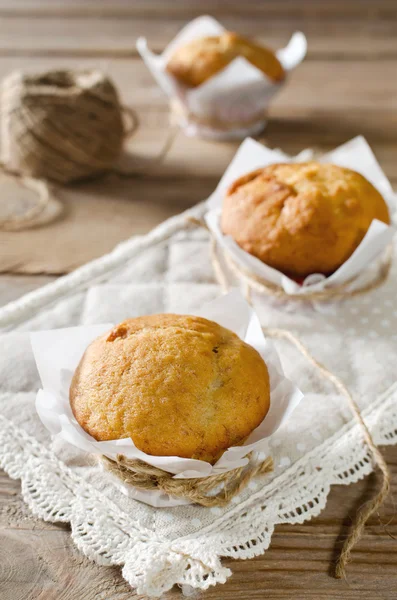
188, 215, 391, 579
188, 217, 392, 302
103, 453, 273, 508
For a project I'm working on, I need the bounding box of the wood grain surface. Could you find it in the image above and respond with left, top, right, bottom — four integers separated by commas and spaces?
0, 1, 396, 599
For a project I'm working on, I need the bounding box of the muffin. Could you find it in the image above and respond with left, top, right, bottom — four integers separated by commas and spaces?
221, 162, 390, 278
166, 32, 285, 87
70, 314, 270, 464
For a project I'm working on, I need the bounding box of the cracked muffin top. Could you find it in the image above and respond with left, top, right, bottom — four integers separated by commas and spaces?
70, 314, 270, 464
166, 31, 285, 87
221, 162, 390, 278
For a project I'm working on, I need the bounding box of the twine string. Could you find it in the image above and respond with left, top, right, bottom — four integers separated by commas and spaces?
103, 453, 274, 508
120, 105, 139, 139
187, 217, 392, 301
264, 327, 391, 579
0, 69, 178, 231
225, 245, 392, 301
0, 164, 53, 231
188, 215, 391, 578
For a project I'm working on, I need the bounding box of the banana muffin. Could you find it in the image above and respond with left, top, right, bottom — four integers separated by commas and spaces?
221, 162, 390, 278
166, 32, 285, 87
70, 314, 270, 464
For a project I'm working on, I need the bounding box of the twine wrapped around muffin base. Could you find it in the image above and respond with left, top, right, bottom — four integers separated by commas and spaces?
188, 217, 393, 302
102, 453, 273, 508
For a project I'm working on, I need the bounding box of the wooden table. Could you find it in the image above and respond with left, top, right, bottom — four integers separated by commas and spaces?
1, 1, 396, 598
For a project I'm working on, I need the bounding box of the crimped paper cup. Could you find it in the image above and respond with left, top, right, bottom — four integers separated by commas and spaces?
137, 16, 307, 140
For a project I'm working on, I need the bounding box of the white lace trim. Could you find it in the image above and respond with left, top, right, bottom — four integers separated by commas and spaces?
1, 383, 396, 597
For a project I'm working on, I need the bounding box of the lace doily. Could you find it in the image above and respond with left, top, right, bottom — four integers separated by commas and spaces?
0, 202, 396, 597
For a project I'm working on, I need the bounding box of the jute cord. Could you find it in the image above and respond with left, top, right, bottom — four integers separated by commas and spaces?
103, 453, 274, 508
188, 215, 391, 578
0, 109, 176, 231
0, 167, 52, 231
263, 327, 391, 579
0, 69, 177, 231
187, 217, 392, 302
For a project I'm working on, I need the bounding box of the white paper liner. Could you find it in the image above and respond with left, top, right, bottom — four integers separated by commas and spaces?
31, 290, 303, 508
136, 15, 307, 139
205, 136, 396, 295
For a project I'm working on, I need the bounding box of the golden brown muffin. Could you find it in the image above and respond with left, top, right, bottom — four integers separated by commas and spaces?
221, 162, 390, 278
70, 314, 270, 463
166, 32, 285, 87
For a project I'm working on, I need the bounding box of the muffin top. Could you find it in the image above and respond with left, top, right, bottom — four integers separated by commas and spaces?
70, 314, 270, 464
166, 32, 285, 87
221, 162, 390, 278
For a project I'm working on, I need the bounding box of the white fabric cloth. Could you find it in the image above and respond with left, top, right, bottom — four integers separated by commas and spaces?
0, 202, 396, 597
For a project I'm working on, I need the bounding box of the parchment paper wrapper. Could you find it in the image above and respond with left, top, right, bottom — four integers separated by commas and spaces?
31, 290, 303, 508
136, 15, 307, 140
205, 136, 396, 297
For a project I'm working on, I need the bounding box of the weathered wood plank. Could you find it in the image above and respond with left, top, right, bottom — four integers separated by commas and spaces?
165, 129, 397, 180
1, 0, 397, 19
0, 14, 396, 59
1, 444, 396, 599
0, 175, 205, 274
0, 56, 395, 120
0, 55, 395, 118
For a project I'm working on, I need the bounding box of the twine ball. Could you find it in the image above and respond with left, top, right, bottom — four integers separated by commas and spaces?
1, 69, 126, 184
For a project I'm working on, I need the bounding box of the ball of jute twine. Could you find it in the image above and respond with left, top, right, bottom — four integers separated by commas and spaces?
188, 216, 391, 579
1, 69, 134, 184
0, 69, 177, 231
103, 453, 274, 508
